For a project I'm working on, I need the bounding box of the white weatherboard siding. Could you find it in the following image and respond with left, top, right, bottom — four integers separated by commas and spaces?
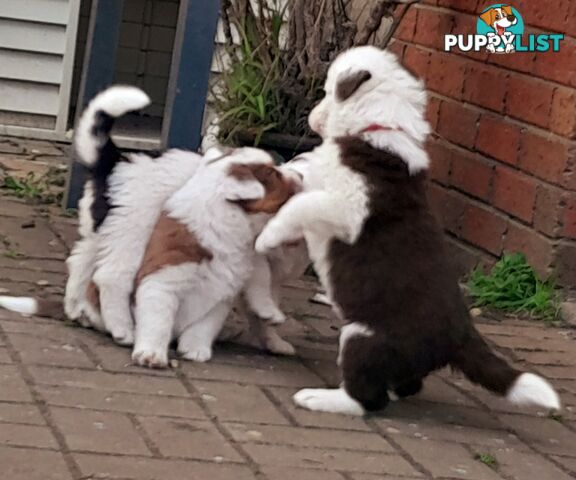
0, 0, 81, 140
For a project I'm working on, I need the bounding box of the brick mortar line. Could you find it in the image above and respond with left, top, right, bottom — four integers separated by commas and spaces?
365, 417, 434, 479
259, 386, 299, 426
438, 373, 576, 476
433, 180, 563, 245
0, 325, 83, 479
412, 3, 576, 43
173, 368, 270, 480
398, 38, 576, 128
46, 221, 72, 256
461, 443, 513, 480
125, 413, 164, 458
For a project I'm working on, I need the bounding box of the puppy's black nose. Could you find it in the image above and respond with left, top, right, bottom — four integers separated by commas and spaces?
507, 14, 516, 21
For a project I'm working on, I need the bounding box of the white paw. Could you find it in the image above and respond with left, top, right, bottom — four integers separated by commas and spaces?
255, 221, 289, 253
256, 306, 286, 325
487, 44, 496, 53
293, 388, 365, 416
132, 348, 169, 368
111, 327, 135, 347
64, 297, 82, 320
265, 336, 296, 356
180, 346, 212, 363
505, 44, 515, 53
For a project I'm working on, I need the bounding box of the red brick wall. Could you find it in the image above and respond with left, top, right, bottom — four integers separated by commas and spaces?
389, 0, 576, 284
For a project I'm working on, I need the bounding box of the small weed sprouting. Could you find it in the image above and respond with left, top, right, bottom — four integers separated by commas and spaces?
2, 171, 63, 204
468, 253, 560, 323
475, 453, 498, 469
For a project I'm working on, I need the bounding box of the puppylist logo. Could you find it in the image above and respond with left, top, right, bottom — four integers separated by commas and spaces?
445, 4, 564, 54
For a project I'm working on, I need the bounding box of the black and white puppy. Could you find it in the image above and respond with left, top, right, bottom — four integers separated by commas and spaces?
256, 46, 560, 415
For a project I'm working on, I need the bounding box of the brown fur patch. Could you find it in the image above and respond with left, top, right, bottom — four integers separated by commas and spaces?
135, 212, 213, 287
336, 70, 372, 102
228, 163, 298, 214
86, 281, 101, 313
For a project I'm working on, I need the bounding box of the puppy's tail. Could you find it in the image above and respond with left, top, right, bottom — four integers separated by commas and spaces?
451, 328, 560, 411
74, 85, 150, 168
0, 296, 63, 318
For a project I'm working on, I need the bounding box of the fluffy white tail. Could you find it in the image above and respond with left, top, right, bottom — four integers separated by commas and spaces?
0, 296, 38, 315
75, 86, 150, 167
507, 373, 561, 410
0, 296, 62, 318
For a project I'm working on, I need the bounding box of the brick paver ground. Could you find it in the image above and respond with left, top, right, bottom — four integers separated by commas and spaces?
1, 135, 576, 479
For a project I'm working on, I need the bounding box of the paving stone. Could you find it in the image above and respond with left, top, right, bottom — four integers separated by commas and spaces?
0, 445, 72, 480
500, 414, 576, 457
491, 334, 576, 353
377, 417, 528, 451
380, 399, 504, 430
50, 406, 151, 455
350, 475, 422, 480
139, 417, 243, 462
79, 338, 176, 377
417, 375, 479, 407
552, 455, 576, 474
0, 217, 67, 259
242, 443, 422, 476
0, 401, 45, 425
0, 422, 57, 448
517, 350, 576, 366
223, 423, 395, 452
183, 357, 323, 387
535, 365, 576, 380
196, 381, 289, 425
27, 365, 189, 396
0, 365, 33, 402
492, 449, 574, 480
267, 386, 372, 431
37, 384, 205, 419
6, 332, 93, 368
0, 255, 67, 274
262, 467, 345, 480
0, 347, 11, 364
0, 198, 36, 217
74, 453, 257, 480
392, 437, 502, 479
0, 266, 64, 286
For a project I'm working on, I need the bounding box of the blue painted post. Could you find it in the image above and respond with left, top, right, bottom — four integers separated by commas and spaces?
64, 0, 125, 209
162, 0, 220, 150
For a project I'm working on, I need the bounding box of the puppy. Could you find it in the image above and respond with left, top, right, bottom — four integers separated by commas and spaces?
0, 86, 306, 360
480, 5, 518, 54
256, 46, 560, 415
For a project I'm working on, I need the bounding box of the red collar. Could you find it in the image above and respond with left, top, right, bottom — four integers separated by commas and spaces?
360, 124, 401, 134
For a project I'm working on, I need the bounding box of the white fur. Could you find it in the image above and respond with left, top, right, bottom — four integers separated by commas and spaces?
294, 387, 365, 416
308, 46, 430, 174
338, 322, 374, 366
130, 150, 287, 366
75, 86, 150, 166
507, 373, 561, 410
0, 296, 37, 315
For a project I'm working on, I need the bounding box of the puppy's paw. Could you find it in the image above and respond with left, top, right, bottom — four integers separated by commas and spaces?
255, 229, 281, 254
111, 327, 135, 347
486, 44, 496, 53
132, 348, 169, 368
265, 336, 296, 356
254, 306, 286, 325
64, 296, 82, 320
180, 346, 212, 363
293, 388, 365, 416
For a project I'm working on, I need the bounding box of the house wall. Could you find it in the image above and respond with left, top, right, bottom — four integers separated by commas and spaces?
389, 0, 576, 284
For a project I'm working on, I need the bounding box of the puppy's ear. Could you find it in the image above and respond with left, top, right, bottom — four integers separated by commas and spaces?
335, 70, 372, 102
479, 8, 496, 26
225, 164, 266, 202
502, 5, 513, 16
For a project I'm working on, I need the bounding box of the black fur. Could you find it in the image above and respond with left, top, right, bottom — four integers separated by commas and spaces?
84, 111, 127, 231
330, 137, 520, 411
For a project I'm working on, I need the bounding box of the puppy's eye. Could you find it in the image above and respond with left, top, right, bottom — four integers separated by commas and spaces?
495, 13, 501, 19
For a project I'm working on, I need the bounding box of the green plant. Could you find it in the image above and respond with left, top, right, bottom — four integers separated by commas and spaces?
475, 453, 498, 469
214, 0, 418, 145
468, 253, 560, 322
2, 170, 63, 204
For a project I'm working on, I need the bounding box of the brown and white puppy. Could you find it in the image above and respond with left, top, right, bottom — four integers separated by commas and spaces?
479, 5, 518, 53
115, 148, 299, 367
256, 46, 560, 415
